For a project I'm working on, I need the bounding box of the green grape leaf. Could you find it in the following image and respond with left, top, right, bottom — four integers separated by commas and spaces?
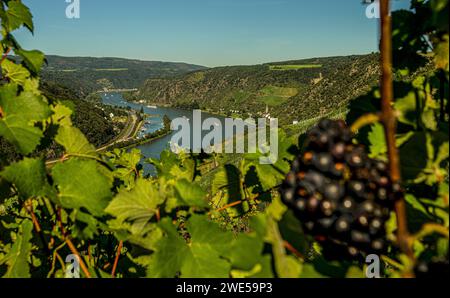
278, 210, 309, 256
367, 123, 415, 161
400, 129, 449, 185
0, 86, 52, 154
108, 148, 141, 169
435, 141, 449, 167
368, 123, 387, 159
309, 256, 349, 278
246, 255, 274, 278
243, 131, 295, 191
188, 214, 233, 256
299, 264, 328, 278
244, 162, 283, 192
266, 217, 302, 278
394, 90, 418, 128
71, 210, 101, 240
149, 150, 179, 175
0, 89, 50, 121
51, 103, 73, 126
399, 132, 429, 182
147, 215, 233, 278
107, 149, 142, 188
0, 220, 33, 278
22, 78, 42, 97
174, 179, 208, 208
405, 194, 434, 233
346, 266, 366, 278
1, 157, 47, 199
181, 244, 231, 278
170, 158, 195, 181
228, 233, 264, 270
439, 182, 449, 201
150, 150, 194, 181
433, 34, 449, 72
422, 109, 438, 131
52, 158, 112, 216
146, 218, 188, 278
266, 195, 288, 221
15, 49, 45, 74
230, 264, 264, 278
106, 179, 164, 234
212, 164, 244, 203
346, 88, 380, 125
111, 221, 163, 251
55, 125, 96, 156
1, 59, 30, 85
4, 0, 34, 32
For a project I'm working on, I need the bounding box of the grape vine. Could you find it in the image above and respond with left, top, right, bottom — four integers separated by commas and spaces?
0, 0, 448, 278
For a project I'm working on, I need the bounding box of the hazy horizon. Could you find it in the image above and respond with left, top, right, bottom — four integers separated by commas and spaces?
15, 0, 409, 67
40, 51, 379, 68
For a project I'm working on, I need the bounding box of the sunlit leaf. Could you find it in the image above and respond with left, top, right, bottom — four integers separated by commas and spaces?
52, 158, 112, 216
0, 220, 33, 278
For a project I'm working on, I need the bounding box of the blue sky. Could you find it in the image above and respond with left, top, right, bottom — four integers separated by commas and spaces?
15, 0, 410, 67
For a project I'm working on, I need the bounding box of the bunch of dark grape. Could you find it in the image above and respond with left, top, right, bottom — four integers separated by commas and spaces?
281, 119, 402, 260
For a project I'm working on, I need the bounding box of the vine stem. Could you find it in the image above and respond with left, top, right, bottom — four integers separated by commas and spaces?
379, 0, 414, 263
46, 153, 106, 167
350, 113, 380, 133
213, 200, 243, 213
55, 207, 92, 278
24, 200, 51, 255
211, 184, 282, 214
24, 200, 92, 277
381, 255, 404, 270
47, 242, 67, 278
283, 241, 305, 260
111, 241, 123, 278
0, 47, 11, 64
0, 47, 8, 118
65, 237, 92, 278
413, 223, 449, 240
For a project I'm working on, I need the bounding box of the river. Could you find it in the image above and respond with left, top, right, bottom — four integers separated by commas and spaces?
101, 92, 230, 175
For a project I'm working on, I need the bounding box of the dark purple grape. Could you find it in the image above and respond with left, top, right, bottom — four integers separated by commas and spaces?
313, 153, 333, 172
335, 216, 352, 233
331, 142, 346, 159
324, 182, 344, 201
280, 119, 401, 261
348, 180, 365, 198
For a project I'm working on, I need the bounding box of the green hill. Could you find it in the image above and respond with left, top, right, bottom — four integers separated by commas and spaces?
41, 56, 207, 98
133, 54, 379, 125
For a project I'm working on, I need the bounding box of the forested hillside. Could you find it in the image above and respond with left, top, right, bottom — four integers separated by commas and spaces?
0, 81, 122, 164
41, 56, 206, 97
40, 81, 123, 146
134, 54, 379, 124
